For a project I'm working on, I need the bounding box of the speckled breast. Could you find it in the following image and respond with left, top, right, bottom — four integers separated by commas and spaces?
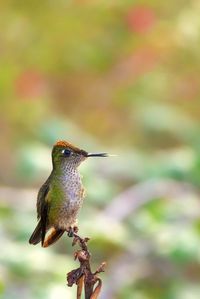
53, 170, 85, 230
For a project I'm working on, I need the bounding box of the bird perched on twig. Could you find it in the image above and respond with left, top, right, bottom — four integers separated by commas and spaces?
29, 140, 108, 248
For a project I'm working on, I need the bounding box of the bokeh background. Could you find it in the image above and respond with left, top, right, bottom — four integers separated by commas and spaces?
1, 1, 200, 298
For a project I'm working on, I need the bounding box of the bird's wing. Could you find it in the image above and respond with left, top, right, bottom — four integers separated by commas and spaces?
37, 179, 50, 218
36, 178, 51, 246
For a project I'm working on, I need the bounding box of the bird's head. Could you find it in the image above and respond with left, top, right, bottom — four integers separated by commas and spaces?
52, 140, 108, 169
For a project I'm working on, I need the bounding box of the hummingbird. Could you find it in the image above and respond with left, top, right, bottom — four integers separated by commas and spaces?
29, 140, 108, 248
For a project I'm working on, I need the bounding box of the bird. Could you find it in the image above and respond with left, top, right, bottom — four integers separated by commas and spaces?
29, 140, 108, 248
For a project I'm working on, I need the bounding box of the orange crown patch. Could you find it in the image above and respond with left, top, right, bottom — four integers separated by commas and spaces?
54, 140, 82, 152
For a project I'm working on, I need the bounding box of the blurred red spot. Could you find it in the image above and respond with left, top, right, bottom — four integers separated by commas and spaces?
15, 70, 46, 99
126, 6, 156, 34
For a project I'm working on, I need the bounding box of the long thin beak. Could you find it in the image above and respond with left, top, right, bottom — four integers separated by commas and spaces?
86, 153, 109, 157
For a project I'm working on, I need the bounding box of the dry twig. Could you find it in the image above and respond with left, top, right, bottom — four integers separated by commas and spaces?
67, 232, 106, 299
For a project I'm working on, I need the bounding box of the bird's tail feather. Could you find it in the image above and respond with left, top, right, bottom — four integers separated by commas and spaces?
29, 222, 64, 247
43, 228, 64, 247
29, 220, 42, 245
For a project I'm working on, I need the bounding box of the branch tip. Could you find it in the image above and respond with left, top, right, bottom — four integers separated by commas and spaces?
66, 231, 105, 299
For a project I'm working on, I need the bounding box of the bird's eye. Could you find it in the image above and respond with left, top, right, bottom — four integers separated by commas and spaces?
61, 149, 71, 157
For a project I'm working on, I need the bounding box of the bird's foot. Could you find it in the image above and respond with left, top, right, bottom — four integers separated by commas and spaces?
67, 226, 79, 238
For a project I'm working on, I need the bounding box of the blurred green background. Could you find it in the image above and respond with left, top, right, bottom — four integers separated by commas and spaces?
1, 1, 200, 298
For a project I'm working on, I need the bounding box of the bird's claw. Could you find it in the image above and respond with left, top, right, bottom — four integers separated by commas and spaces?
67, 226, 79, 237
